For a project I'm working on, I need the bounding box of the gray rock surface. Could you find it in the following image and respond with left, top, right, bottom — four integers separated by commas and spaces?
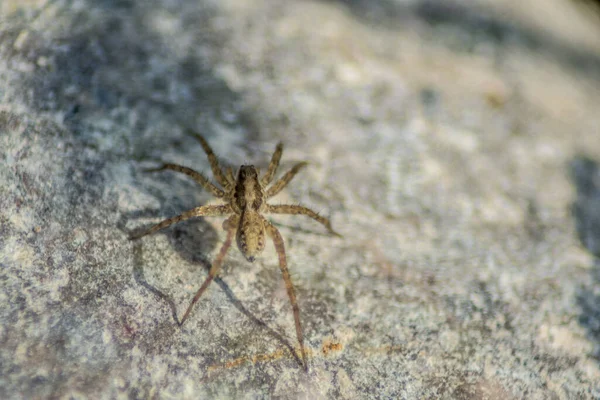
2, 0, 600, 398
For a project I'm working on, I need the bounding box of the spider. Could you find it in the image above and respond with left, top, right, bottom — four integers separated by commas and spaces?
130, 134, 341, 371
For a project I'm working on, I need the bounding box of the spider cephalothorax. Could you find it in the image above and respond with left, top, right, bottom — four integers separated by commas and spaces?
130, 134, 340, 370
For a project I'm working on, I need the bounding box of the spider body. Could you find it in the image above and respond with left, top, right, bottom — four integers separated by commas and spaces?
130, 134, 340, 371
234, 165, 266, 262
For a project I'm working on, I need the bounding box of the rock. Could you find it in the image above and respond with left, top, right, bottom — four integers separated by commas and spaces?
2, 0, 600, 398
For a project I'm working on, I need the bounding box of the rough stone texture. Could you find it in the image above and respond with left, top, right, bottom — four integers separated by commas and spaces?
2, 0, 600, 398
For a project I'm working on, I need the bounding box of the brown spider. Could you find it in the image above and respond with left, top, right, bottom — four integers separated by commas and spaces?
130, 134, 341, 370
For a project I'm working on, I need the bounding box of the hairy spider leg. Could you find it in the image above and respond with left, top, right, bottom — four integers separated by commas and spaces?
266, 162, 308, 198
226, 167, 235, 185
179, 215, 238, 325
266, 204, 342, 237
265, 219, 308, 371
145, 163, 224, 197
261, 142, 283, 186
193, 134, 230, 188
129, 204, 231, 240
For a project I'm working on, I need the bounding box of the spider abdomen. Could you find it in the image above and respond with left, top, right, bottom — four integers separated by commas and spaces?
236, 209, 266, 262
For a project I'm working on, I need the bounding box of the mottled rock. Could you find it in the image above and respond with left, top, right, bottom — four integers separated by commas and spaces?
2, 0, 600, 398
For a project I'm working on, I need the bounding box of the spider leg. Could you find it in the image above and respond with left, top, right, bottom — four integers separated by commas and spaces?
145, 163, 224, 198
179, 215, 238, 325
265, 220, 308, 371
265, 204, 342, 237
265, 162, 308, 198
129, 204, 231, 240
192, 134, 230, 188
226, 167, 236, 185
260, 142, 283, 186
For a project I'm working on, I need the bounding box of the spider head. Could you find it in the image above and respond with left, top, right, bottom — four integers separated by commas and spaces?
237, 165, 258, 179
236, 210, 266, 262
234, 165, 264, 211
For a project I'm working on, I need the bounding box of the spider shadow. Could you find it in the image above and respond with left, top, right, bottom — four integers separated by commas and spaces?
121, 207, 304, 368
570, 156, 600, 361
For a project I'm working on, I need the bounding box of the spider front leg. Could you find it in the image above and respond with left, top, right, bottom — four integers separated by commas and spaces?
179, 215, 238, 325
129, 204, 231, 240
261, 142, 283, 186
145, 163, 224, 198
226, 167, 235, 184
192, 134, 231, 188
265, 204, 342, 237
265, 162, 308, 198
265, 220, 308, 371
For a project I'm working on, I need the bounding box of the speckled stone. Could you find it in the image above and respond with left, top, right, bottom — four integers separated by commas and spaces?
2, 0, 600, 398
